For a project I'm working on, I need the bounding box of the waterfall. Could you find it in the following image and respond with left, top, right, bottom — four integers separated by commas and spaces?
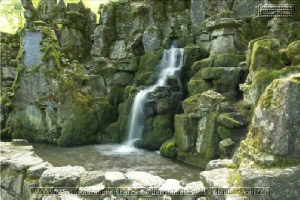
125, 42, 184, 147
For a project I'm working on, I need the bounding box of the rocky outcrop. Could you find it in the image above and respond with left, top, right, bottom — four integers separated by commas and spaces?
0, 32, 20, 138
174, 90, 225, 168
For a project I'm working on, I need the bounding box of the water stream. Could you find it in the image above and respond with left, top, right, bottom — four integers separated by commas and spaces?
126, 41, 184, 146
32, 143, 202, 182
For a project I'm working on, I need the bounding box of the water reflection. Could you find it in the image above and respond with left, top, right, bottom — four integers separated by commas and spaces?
32, 143, 202, 182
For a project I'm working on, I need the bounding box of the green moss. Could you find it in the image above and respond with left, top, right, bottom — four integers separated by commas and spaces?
214, 54, 245, 67
286, 40, 300, 66
57, 96, 98, 146
134, 50, 162, 86
249, 37, 284, 71
236, 100, 253, 123
226, 163, 238, 169
160, 139, 177, 158
42, 68, 59, 78
228, 170, 243, 187
218, 126, 241, 141
104, 122, 121, 143
108, 86, 124, 108
41, 45, 61, 68
217, 113, 243, 128
272, 156, 300, 168
191, 57, 214, 72
141, 115, 173, 150
12, 65, 25, 92
280, 66, 300, 77
203, 111, 220, 160
16, 48, 25, 61
176, 151, 209, 168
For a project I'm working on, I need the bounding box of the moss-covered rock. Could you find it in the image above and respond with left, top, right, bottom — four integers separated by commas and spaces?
240, 69, 280, 105
246, 36, 284, 71
160, 139, 177, 158
104, 122, 121, 143
140, 115, 173, 150
286, 40, 300, 66
57, 96, 98, 146
217, 113, 244, 128
214, 54, 245, 67
134, 50, 162, 86
191, 57, 214, 72
174, 114, 197, 152
188, 67, 243, 100
218, 126, 242, 141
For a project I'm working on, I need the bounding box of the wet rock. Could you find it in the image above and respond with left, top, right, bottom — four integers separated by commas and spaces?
126, 171, 165, 188
40, 166, 85, 187
206, 159, 235, 171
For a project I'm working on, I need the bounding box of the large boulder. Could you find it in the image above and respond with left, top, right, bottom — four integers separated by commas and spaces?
250, 73, 300, 157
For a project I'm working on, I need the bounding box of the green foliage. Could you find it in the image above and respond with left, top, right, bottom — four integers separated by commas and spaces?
0, 0, 100, 34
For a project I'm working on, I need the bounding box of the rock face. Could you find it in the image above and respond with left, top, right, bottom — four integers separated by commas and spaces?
230, 74, 300, 200
236, 74, 300, 162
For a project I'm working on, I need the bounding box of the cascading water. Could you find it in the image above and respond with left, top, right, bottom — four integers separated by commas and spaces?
125, 41, 184, 147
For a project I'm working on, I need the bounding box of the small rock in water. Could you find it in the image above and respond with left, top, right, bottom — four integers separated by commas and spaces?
180, 178, 187, 187
12, 139, 29, 146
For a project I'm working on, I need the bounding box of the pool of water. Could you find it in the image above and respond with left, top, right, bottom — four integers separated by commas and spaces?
31, 143, 203, 182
